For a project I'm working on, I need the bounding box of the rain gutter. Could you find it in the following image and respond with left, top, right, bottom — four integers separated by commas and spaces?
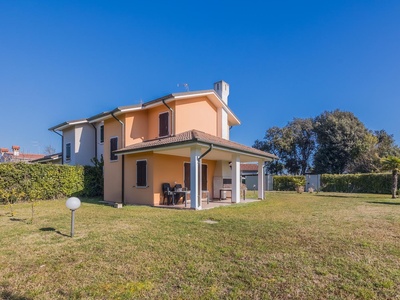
162, 99, 175, 136
111, 112, 125, 205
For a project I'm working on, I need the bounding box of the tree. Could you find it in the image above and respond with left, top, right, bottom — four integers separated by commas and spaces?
254, 127, 285, 174
381, 156, 400, 199
253, 118, 316, 175
348, 130, 400, 173
43, 145, 56, 155
284, 118, 316, 175
374, 130, 400, 158
313, 110, 369, 174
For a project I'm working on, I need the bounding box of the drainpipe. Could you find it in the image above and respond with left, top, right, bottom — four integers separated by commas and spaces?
90, 123, 98, 160
111, 112, 125, 205
162, 99, 174, 136
197, 144, 213, 206
52, 130, 64, 164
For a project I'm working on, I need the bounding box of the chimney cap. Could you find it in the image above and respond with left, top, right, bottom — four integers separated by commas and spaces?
12, 145, 20, 150
1, 148, 9, 153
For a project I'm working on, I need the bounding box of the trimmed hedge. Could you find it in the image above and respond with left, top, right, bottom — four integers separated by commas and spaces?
0, 163, 103, 204
271, 173, 399, 194
321, 173, 399, 194
273, 176, 306, 191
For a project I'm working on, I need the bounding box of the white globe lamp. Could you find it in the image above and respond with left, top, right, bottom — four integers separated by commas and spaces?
66, 197, 81, 237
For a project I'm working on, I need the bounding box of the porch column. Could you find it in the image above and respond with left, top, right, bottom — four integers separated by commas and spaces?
190, 147, 201, 210
231, 154, 241, 203
258, 161, 265, 200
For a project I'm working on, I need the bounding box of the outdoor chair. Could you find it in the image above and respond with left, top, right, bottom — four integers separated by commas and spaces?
173, 184, 185, 205
162, 183, 174, 205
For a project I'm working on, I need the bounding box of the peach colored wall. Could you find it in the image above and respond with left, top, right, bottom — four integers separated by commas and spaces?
124, 152, 155, 205
104, 117, 123, 202
125, 110, 149, 145
175, 97, 217, 136
123, 153, 216, 206
147, 104, 174, 140
153, 154, 216, 205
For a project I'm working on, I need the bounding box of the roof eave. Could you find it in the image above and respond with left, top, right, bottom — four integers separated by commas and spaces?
48, 119, 88, 131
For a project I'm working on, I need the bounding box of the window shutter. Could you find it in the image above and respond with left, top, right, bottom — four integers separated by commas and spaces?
110, 137, 118, 161
159, 112, 169, 137
137, 160, 147, 187
100, 125, 104, 143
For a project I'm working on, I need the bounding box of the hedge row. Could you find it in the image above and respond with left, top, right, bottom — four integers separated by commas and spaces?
320, 173, 399, 194
273, 176, 306, 191
272, 173, 399, 194
0, 163, 103, 204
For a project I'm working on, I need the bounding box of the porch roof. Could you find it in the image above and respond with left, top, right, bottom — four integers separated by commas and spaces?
114, 130, 277, 162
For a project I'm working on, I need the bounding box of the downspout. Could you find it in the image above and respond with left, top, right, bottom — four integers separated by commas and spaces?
162, 99, 174, 136
90, 123, 98, 160
52, 130, 64, 165
197, 144, 213, 206
111, 112, 125, 205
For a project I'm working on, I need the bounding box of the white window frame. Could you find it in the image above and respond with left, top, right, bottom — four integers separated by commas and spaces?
65, 143, 71, 162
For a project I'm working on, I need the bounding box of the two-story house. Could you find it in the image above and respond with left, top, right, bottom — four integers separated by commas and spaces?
49, 118, 105, 165
50, 81, 276, 209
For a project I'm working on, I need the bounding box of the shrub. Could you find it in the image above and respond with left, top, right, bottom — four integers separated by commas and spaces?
0, 162, 103, 204
273, 176, 306, 191
320, 173, 399, 194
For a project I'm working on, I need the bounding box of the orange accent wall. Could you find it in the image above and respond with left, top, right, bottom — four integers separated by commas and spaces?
147, 104, 174, 140
175, 97, 218, 136
124, 110, 149, 145
123, 152, 216, 206
124, 152, 155, 205
103, 117, 123, 202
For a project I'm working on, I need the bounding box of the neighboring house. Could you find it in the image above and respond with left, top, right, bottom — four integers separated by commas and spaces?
49, 118, 105, 166
0, 146, 45, 163
30, 152, 62, 164
50, 80, 277, 209
241, 163, 259, 190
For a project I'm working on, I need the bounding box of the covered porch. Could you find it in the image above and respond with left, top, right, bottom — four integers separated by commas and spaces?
115, 130, 276, 210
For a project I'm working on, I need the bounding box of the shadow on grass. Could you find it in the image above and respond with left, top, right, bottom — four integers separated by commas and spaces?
0, 290, 32, 300
367, 201, 400, 206
78, 197, 112, 207
40, 227, 70, 237
314, 194, 366, 199
9, 217, 28, 222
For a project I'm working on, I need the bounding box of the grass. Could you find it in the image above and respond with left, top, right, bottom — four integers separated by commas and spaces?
1, 192, 400, 299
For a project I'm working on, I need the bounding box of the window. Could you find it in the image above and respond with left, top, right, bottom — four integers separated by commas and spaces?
159, 112, 169, 137
100, 125, 104, 143
136, 160, 147, 187
110, 137, 118, 161
66, 143, 71, 161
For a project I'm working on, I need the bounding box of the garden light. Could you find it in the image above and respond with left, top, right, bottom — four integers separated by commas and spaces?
66, 197, 81, 237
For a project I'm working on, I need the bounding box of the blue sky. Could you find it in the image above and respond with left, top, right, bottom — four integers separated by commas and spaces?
1, 1, 399, 154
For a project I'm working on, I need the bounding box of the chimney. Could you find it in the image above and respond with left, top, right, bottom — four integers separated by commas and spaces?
12, 145, 20, 156
1, 148, 9, 154
213, 80, 229, 104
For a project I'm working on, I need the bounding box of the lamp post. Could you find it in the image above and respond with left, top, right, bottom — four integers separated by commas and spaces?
66, 197, 81, 237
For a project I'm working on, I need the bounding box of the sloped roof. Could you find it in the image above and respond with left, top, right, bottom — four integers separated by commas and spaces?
115, 130, 277, 160
50, 85, 240, 131
49, 119, 88, 131
30, 152, 62, 163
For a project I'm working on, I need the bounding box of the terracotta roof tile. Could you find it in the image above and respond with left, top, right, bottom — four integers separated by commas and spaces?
116, 130, 277, 160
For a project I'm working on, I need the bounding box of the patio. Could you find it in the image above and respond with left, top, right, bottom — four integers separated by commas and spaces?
156, 197, 260, 210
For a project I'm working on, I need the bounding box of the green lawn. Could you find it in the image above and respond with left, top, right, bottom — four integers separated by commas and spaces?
1, 192, 400, 299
